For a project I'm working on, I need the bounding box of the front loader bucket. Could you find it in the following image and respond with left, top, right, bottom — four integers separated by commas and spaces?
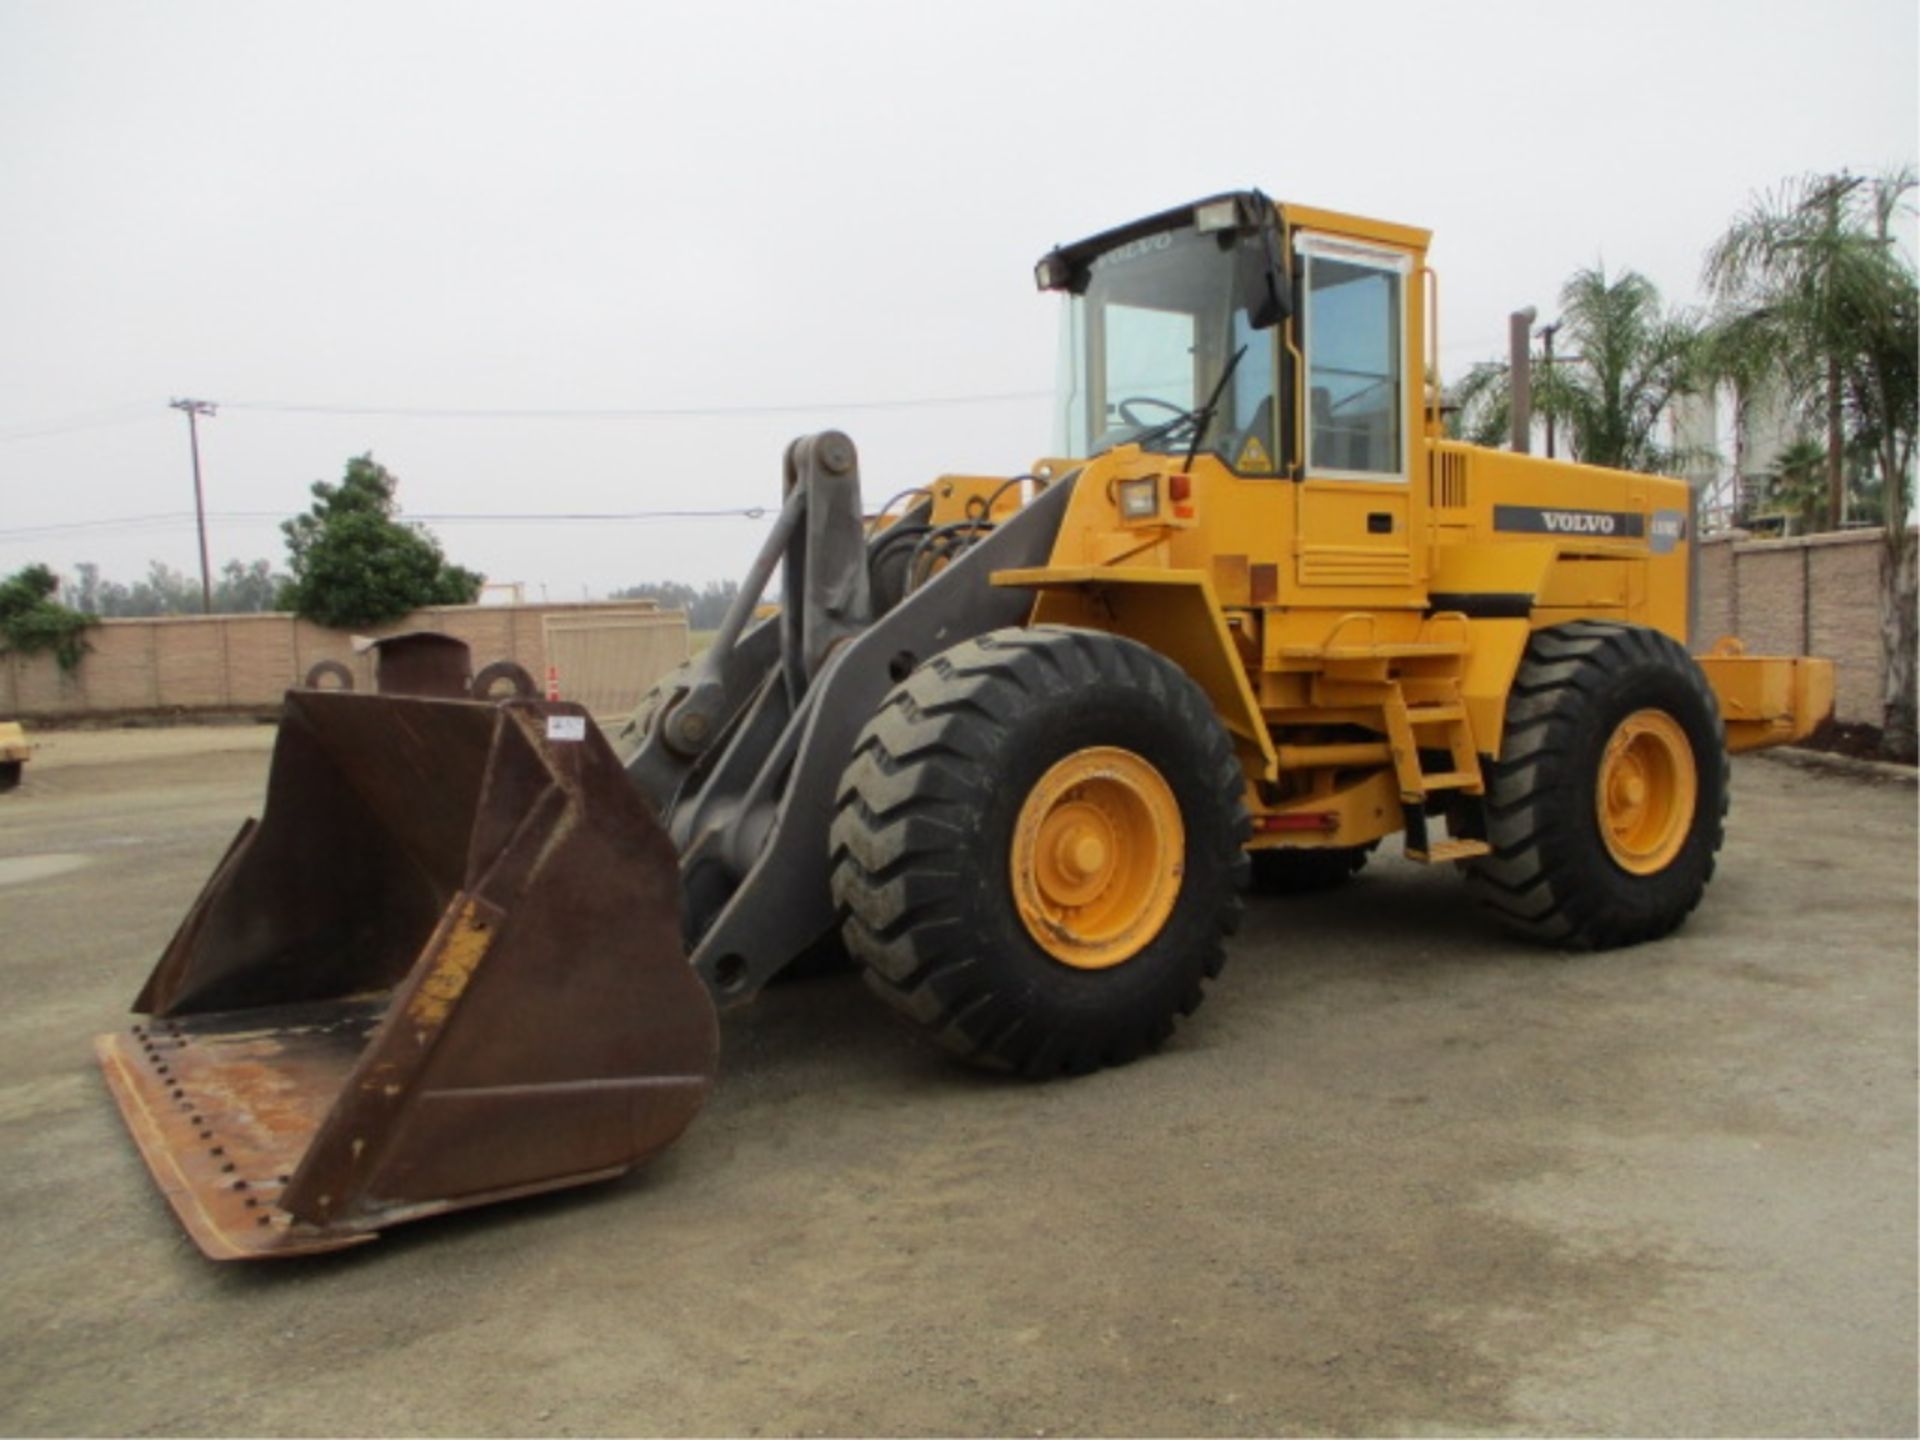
94, 691, 718, 1260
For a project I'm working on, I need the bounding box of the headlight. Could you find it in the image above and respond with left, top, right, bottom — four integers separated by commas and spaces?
1117, 477, 1159, 520
1195, 198, 1239, 234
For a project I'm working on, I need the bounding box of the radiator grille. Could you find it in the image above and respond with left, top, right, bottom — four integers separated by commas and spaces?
1430, 450, 1470, 510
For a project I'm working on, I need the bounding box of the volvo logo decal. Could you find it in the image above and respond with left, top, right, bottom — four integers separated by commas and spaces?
1494, 504, 1648, 540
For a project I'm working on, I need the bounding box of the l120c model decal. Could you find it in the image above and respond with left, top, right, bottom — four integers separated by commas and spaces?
1647, 509, 1687, 554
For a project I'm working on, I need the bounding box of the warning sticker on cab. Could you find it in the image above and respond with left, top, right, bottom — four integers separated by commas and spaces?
546, 715, 588, 742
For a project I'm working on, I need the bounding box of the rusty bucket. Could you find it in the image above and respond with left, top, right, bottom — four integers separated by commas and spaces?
94, 690, 718, 1260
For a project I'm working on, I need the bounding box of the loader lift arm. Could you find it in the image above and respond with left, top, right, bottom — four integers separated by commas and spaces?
626, 434, 1076, 1003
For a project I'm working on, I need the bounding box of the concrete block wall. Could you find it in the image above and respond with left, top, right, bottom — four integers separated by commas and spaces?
1806, 537, 1888, 727
0, 601, 688, 722
1694, 536, 1736, 650
1696, 528, 1897, 726
4, 537, 1901, 729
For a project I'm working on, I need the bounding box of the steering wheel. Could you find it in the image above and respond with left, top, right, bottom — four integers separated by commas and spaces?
1116, 395, 1192, 428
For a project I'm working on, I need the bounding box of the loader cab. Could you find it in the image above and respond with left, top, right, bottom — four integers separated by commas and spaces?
1040, 194, 1434, 608
1039, 192, 1289, 475
1286, 217, 1428, 603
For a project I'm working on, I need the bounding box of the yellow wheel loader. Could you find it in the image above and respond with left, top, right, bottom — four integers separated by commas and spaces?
96, 193, 1833, 1259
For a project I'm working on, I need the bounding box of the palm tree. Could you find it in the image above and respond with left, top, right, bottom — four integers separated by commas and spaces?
1695, 310, 1780, 519
1705, 168, 1916, 531
1446, 359, 1513, 449
1705, 168, 1917, 757
1540, 266, 1704, 472
1448, 266, 1704, 474
1755, 436, 1830, 533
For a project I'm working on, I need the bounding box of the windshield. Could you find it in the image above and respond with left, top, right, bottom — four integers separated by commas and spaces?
1053, 223, 1282, 473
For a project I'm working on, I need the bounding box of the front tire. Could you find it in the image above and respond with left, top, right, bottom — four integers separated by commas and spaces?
617, 659, 693, 750
1466, 621, 1728, 949
829, 627, 1250, 1076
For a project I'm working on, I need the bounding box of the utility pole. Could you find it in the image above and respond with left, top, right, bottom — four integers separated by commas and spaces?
169, 398, 217, 613
1508, 308, 1537, 454
1536, 321, 1562, 459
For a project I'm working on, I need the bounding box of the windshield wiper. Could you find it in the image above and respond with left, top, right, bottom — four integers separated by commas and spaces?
1183, 344, 1249, 470
1132, 344, 1250, 467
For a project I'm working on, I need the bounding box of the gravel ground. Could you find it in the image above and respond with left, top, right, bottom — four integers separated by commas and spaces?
0, 724, 1913, 1437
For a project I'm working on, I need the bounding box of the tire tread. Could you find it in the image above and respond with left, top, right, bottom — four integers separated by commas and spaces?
1466, 621, 1729, 949
830, 626, 1250, 1076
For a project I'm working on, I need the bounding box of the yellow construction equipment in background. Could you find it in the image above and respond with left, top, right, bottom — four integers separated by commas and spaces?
97, 192, 1832, 1258
0, 720, 30, 790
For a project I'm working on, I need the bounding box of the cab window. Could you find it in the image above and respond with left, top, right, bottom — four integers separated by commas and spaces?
1053, 221, 1283, 472
1103, 303, 1196, 418
1302, 240, 1405, 479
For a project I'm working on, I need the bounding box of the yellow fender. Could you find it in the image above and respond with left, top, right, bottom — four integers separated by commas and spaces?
991, 565, 1278, 781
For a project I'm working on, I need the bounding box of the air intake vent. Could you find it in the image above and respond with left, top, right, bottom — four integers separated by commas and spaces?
1299, 548, 1416, 586
1430, 450, 1470, 510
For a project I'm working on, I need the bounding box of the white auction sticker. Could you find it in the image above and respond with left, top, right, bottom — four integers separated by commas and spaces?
546, 715, 588, 742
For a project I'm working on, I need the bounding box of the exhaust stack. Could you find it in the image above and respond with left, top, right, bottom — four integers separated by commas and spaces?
1509, 306, 1537, 454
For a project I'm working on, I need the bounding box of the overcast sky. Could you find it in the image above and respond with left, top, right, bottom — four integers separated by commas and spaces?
2, 0, 1914, 599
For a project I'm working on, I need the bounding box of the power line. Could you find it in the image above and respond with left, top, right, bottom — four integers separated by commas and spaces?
0, 386, 1052, 444
0, 406, 165, 444
0, 505, 773, 543
216, 389, 1052, 420
408, 507, 770, 523
0, 512, 203, 539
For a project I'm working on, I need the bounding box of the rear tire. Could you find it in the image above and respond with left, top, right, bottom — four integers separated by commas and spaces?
830, 626, 1250, 1076
1466, 621, 1728, 949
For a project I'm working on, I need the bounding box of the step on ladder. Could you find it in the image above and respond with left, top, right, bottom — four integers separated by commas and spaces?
1382, 688, 1491, 864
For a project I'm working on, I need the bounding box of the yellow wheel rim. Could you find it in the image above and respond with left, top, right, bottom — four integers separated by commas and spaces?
1596, 709, 1697, 875
1010, 746, 1184, 970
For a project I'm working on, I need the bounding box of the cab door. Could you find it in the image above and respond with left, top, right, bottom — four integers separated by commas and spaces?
1293, 233, 1423, 606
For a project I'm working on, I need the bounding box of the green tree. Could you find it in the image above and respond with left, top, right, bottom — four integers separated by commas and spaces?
691, 579, 742, 630
611, 578, 742, 630
1449, 266, 1704, 473
611, 579, 699, 615
280, 455, 483, 628
1706, 168, 1917, 756
0, 564, 96, 672
73, 558, 290, 616
103, 561, 201, 616
213, 558, 287, 614
72, 561, 103, 616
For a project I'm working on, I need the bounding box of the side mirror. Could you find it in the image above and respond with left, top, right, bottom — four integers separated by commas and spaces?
1238, 227, 1290, 330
